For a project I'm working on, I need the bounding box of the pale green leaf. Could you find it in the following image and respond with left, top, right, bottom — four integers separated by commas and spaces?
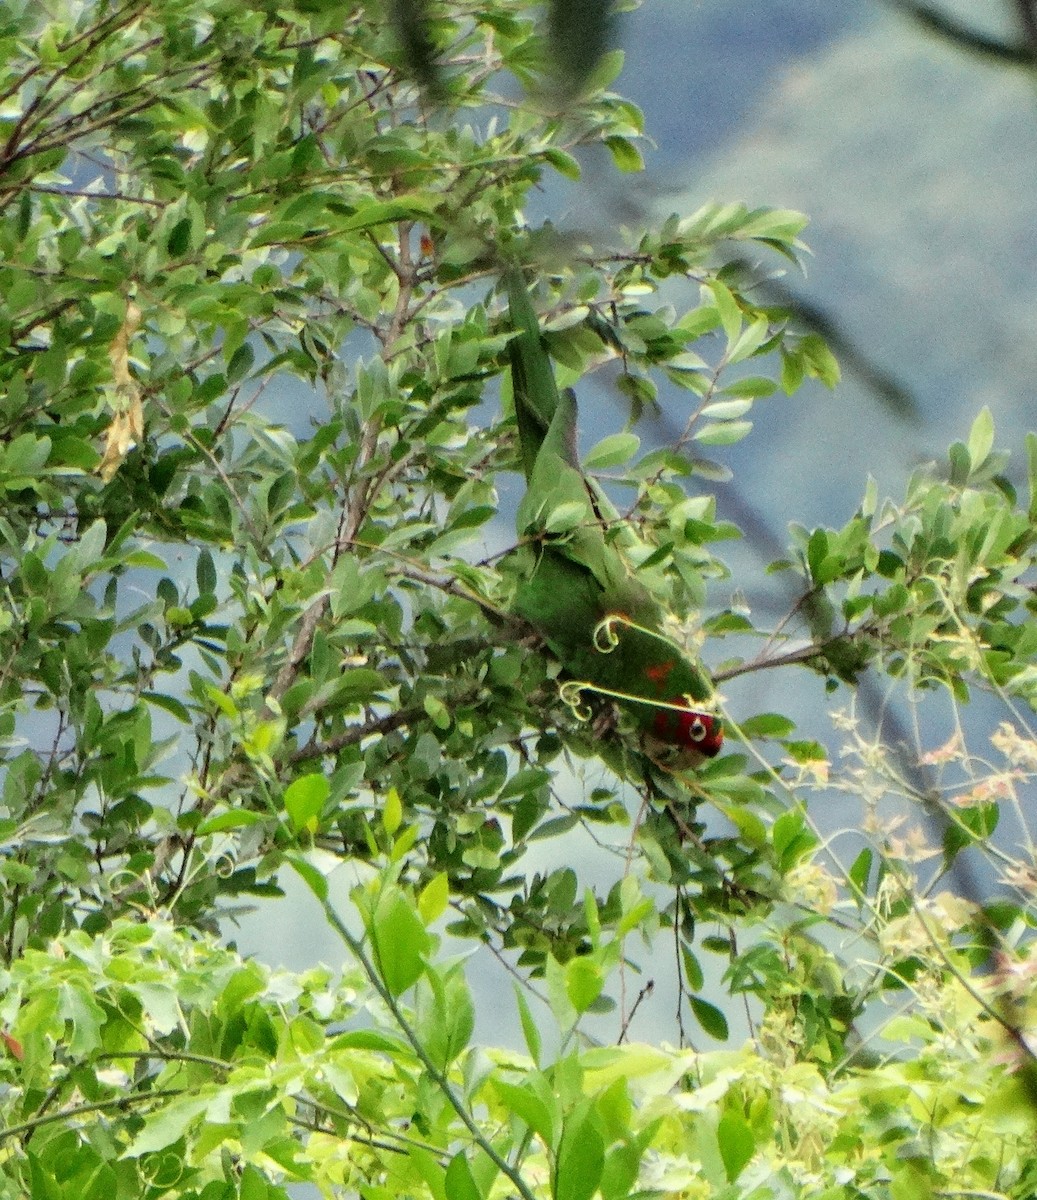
584, 432, 639, 470
418, 872, 449, 925
604, 136, 643, 173
967, 405, 994, 469
514, 984, 542, 1066
372, 889, 430, 995
555, 1109, 605, 1200
701, 398, 752, 421
445, 1152, 481, 1200
694, 420, 752, 446
565, 956, 603, 1014
284, 773, 329, 832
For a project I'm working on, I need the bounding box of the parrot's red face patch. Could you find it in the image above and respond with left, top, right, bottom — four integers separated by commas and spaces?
652, 705, 723, 757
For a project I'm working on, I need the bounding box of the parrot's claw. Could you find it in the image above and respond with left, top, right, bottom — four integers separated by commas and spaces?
591, 704, 618, 740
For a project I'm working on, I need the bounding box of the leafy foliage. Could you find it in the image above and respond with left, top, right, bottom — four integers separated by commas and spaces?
0, 0, 829, 955
1, 0, 1037, 1195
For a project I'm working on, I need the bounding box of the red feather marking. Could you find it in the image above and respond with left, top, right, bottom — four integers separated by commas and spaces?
644, 661, 674, 687
652, 704, 723, 757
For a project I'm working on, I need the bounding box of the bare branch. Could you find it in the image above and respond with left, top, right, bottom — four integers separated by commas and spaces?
878, 0, 1037, 66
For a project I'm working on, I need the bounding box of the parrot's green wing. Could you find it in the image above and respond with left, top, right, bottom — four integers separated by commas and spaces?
504, 269, 721, 758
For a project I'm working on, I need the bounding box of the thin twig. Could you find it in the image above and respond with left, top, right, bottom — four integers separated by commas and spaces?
617, 979, 654, 1044
321, 899, 541, 1200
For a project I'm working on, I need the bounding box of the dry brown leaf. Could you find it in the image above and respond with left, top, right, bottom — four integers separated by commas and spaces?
98, 301, 145, 482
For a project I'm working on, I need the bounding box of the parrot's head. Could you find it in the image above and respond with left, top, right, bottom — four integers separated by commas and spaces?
651, 703, 723, 759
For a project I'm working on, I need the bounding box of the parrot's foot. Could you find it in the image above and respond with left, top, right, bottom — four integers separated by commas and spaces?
640, 731, 710, 773
591, 703, 619, 740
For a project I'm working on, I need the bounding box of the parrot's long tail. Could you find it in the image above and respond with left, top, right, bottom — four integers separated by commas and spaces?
506, 268, 562, 481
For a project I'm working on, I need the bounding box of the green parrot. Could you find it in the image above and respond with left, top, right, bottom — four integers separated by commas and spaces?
505, 270, 723, 764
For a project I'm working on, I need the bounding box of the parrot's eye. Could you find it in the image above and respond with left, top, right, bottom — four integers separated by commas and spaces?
688, 717, 707, 743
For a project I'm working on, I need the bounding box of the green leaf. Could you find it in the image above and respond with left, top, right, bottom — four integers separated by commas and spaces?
75, 519, 107, 570
693, 420, 752, 446
700, 398, 753, 421
780, 347, 805, 393
59, 981, 104, 1055
424, 963, 475, 1068
544, 148, 581, 180
337, 194, 441, 232
333, 1029, 410, 1054
143, 691, 192, 723
890, 1162, 936, 1200
583, 48, 626, 93
690, 995, 728, 1040
196, 548, 217, 596
717, 1108, 755, 1182
515, 983, 542, 1066
555, 1108, 605, 1200
708, 280, 742, 342
737, 712, 795, 739
584, 432, 640, 470
544, 500, 588, 533
604, 136, 643, 173
806, 527, 831, 583
494, 1078, 557, 1145
371, 888, 430, 995
499, 768, 551, 801
771, 808, 817, 869
715, 374, 772, 398
409, 1147, 449, 1200
1027, 431, 1037, 519
288, 850, 332, 901
948, 440, 971, 485
565, 956, 603, 1014
240, 1165, 270, 1200
737, 207, 809, 240
382, 786, 403, 836
284, 773, 329, 832
681, 945, 704, 991
726, 317, 769, 365
423, 693, 451, 730
335, 668, 389, 701
799, 333, 840, 386
123, 550, 168, 569
198, 809, 266, 834
227, 341, 256, 383
966, 405, 994, 470
445, 1152, 481, 1200
849, 848, 873, 896
418, 872, 449, 924
166, 217, 192, 256
125, 1095, 209, 1157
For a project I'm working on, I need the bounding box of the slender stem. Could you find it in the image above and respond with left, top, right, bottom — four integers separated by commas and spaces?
0, 1090, 180, 1147
320, 900, 540, 1200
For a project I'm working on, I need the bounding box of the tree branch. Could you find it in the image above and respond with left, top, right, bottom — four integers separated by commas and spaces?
292, 705, 427, 762
877, 0, 1037, 67
712, 638, 836, 682
1015, 0, 1037, 57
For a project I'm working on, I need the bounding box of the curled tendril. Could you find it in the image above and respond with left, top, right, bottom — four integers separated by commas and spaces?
559, 680, 594, 722
592, 614, 624, 652
559, 678, 718, 722
592, 612, 691, 658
